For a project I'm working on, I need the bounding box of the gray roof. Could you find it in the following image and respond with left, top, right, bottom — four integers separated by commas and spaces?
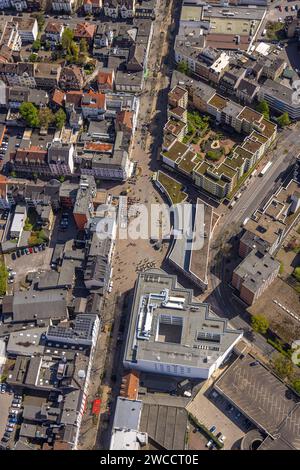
113, 397, 142, 430
233, 250, 280, 294
115, 70, 144, 88
237, 78, 259, 97
140, 403, 188, 450
3, 289, 68, 323
6, 327, 46, 356
48, 142, 72, 165
260, 78, 294, 105
124, 269, 242, 372
168, 200, 213, 287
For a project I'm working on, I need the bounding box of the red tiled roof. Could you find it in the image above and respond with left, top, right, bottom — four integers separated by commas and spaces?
97, 70, 114, 88
116, 110, 133, 131
15, 146, 47, 163
82, 90, 105, 109
119, 371, 139, 400
65, 90, 84, 107
84, 142, 113, 152
45, 22, 63, 34
51, 88, 65, 106
74, 22, 96, 39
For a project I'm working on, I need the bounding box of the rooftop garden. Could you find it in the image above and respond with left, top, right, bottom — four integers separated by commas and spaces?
156, 171, 187, 205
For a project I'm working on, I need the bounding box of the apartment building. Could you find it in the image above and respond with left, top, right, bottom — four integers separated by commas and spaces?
12, 16, 38, 42
258, 79, 300, 120
48, 142, 75, 176
232, 251, 280, 305
83, 0, 102, 13
52, 0, 77, 12
103, 0, 119, 17
44, 21, 65, 45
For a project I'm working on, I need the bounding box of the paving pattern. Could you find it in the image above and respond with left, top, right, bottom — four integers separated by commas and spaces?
215, 355, 299, 437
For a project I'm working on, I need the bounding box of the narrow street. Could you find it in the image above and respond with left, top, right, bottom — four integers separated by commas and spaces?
78, 0, 179, 450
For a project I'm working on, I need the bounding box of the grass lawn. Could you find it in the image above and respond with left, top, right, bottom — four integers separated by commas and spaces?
0, 257, 8, 295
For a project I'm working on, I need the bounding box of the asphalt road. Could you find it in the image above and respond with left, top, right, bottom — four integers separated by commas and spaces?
204, 124, 300, 355
221, 125, 300, 229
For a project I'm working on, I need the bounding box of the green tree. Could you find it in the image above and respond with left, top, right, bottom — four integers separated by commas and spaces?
256, 100, 270, 120
293, 266, 300, 282
61, 28, 74, 53
251, 314, 269, 334
79, 38, 88, 54
177, 61, 188, 75
70, 41, 79, 61
54, 109, 67, 130
206, 150, 221, 161
38, 107, 54, 129
293, 379, 300, 394
277, 112, 291, 127
29, 53, 38, 62
32, 39, 41, 52
273, 354, 294, 379
20, 102, 40, 128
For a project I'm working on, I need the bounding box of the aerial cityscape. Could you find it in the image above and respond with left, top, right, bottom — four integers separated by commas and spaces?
0, 0, 300, 454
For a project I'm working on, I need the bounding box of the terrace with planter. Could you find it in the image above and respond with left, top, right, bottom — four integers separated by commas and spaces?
154, 171, 187, 205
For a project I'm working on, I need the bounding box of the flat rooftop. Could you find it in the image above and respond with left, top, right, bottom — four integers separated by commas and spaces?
215, 354, 300, 441
124, 269, 242, 371
139, 403, 188, 450
168, 200, 213, 288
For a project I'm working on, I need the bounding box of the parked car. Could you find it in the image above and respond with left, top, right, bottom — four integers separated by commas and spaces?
29, 247, 33, 254
33, 246, 38, 253
16, 250, 21, 257
206, 439, 214, 449
41, 244, 46, 250
209, 425, 217, 434
11, 252, 16, 260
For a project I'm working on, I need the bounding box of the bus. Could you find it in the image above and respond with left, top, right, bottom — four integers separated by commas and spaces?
259, 161, 272, 176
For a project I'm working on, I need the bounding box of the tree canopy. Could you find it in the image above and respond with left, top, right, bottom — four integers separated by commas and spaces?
54, 109, 67, 130
38, 107, 54, 129
273, 354, 294, 379
251, 314, 269, 334
256, 100, 270, 120
61, 28, 74, 53
20, 102, 40, 128
293, 379, 300, 394
177, 61, 189, 75
277, 112, 291, 127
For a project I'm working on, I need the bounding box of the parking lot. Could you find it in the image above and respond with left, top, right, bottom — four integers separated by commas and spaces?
0, 390, 13, 441
5, 247, 53, 289
187, 389, 249, 450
